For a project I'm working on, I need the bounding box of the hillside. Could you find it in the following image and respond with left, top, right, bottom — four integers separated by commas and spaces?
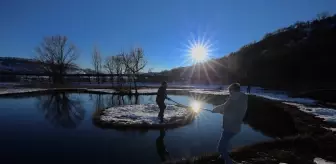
163, 14, 336, 90
0, 57, 45, 73
0, 57, 87, 74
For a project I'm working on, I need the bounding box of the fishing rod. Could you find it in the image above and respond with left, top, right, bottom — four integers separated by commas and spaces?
167, 98, 213, 113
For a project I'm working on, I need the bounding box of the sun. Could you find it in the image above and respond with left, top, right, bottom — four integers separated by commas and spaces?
190, 43, 208, 62
183, 33, 213, 64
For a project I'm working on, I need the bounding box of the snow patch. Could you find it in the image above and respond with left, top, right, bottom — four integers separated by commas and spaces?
253, 93, 317, 105
189, 89, 229, 95
87, 89, 116, 94
0, 88, 47, 95
99, 104, 192, 126
323, 127, 336, 132
314, 157, 335, 164
284, 102, 336, 123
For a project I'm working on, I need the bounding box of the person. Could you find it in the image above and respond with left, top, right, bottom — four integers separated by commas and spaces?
212, 83, 248, 164
156, 81, 169, 122
247, 85, 251, 93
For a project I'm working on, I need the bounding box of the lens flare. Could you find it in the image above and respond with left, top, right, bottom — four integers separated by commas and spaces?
181, 32, 215, 65
190, 101, 201, 113
189, 43, 208, 62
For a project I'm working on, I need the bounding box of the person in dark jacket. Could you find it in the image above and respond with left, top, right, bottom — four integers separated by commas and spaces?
156, 81, 169, 122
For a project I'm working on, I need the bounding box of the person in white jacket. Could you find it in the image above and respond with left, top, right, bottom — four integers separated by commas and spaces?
212, 83, 248, 164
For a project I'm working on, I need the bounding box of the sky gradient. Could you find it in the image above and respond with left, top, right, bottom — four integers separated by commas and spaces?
1, 0, 336, 72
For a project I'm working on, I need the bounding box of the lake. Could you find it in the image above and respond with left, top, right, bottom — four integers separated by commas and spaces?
0, 92, 273, 164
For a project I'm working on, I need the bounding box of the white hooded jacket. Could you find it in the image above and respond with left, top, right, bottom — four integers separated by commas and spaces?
212, 91, 248, 133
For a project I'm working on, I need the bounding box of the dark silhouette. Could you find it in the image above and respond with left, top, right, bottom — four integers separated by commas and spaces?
156, 81, 168, 123
36, 92, 85, 128
247, 85, 251, 93
156, 128, 170, 162
35, 35, 79, 84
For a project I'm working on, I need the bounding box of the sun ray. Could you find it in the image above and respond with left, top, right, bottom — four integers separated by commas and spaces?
201, 63, 212, 84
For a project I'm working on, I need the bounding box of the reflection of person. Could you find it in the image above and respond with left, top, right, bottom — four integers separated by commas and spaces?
156, 128, 170, 162
212, 83, 248, 164
156, 81, 169, 123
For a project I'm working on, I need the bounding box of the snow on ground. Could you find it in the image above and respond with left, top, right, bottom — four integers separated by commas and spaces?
189, 89, 229, 95
314, 157, 336, 164
0, 88, 47, 95
284, 102, 336, 123
100, 104, 191, 125
323, 127, 336, 132
86, 89, 116, 94
253, 93, 317, 105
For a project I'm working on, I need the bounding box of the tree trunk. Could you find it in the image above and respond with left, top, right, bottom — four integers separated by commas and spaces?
133, 76, 138, 94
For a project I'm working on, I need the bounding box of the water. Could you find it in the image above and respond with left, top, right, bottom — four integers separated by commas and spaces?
0, 92, 273, 164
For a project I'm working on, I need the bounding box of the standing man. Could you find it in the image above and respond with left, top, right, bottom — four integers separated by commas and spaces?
156, 81, 169, 123
212, 83, 248, 164
247, 85, 251, 94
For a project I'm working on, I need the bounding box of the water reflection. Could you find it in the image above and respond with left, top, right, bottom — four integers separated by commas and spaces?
36, 92, 85, 129
185, 94, 298, 138
156, 128, 171, 162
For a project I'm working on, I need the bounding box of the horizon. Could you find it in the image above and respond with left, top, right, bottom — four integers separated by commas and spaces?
1, 0, 336, 72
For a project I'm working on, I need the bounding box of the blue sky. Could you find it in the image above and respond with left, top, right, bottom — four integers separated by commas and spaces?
1, 0, 336, 72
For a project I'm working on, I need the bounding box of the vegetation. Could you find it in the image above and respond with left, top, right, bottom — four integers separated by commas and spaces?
91, 46, 102, 84
35, 35, 79, 84
121, 48, 147, 93
162, 13, 336, 90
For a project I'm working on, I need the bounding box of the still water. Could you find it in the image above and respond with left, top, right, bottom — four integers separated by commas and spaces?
0, 92, 272, 164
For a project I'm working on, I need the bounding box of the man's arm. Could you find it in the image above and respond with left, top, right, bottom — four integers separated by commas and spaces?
212, 96, 231, 114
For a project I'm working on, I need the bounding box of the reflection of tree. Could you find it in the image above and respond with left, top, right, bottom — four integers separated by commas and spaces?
94, 94, 104, 112
242, 96, 298, 138
102, 94, 140, 106
36, 92, 85, 129
156, 128, 170, 162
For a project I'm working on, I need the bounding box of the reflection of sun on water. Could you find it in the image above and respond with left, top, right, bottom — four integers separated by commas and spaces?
190, 101, 201, 113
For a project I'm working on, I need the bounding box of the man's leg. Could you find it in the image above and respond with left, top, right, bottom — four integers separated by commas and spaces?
217, 130, 236, 164
159, 104, 166, 122
157, 102, 165, 121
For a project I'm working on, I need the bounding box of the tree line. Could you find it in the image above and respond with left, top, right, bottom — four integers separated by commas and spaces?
35, 35, 147, 93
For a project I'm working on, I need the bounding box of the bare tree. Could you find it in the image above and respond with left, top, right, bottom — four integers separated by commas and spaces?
35, 35, 79, 84
92, 46, 102, 84
104, 54, 124, 87
122, 48, 147, 93
148, 68, 154, 73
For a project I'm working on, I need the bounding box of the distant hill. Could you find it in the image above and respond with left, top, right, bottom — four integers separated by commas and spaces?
0, 57, 87, 74
0, 57, 45, 73
162, 13, 336, 90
